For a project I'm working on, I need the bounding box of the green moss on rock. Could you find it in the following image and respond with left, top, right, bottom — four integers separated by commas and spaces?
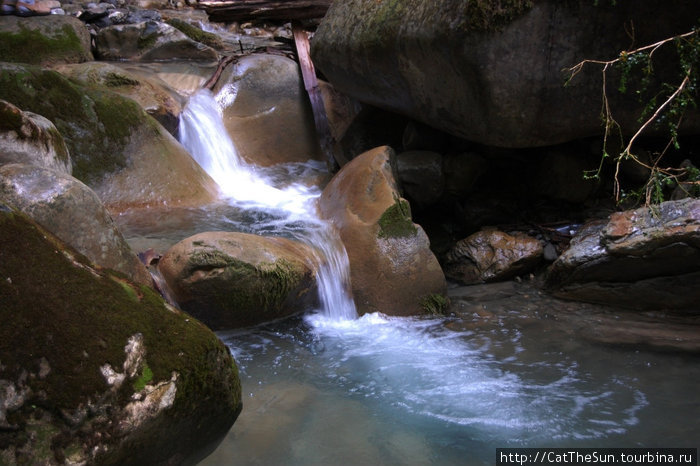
166, 18, 224, 49
0, 22, 91, 66
0, 63, 158, 185
420, 293, 450, 315
0, 208, 242, 464
378, 197, 417, 239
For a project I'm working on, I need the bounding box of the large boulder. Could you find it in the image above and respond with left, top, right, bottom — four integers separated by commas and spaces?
95, 20, 219, 62
311, 0, 700, 147
213, 54, 324, 166
318, 146, 447, 316
444, 228, 543, 285
0, 163, 151, 286
0, 100, 71, 175
0, 15, 92, 66
159, 231, 319, 329
54, 62, 185, 136
0, 206, 242, 465
0, 63, 218, 209
545, 198, 700, 310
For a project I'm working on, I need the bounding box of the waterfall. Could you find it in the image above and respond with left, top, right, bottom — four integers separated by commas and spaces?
179, 89, 357, 320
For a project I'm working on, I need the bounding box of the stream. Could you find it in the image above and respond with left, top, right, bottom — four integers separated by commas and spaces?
115, 87, 700, 466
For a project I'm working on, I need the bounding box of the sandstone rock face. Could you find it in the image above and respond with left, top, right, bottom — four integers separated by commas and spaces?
445, 229, 543, 284
95, 20, 219, 62
0, 164, 151, 286
0, 15, 92, 66
0, 63, 218, 209
213, 54, 324, 166
159, 231, 319, 329
545, 198, 700, 310
318, 146, 447, 316
0, 100, 72, 175
0, 208, 242, 465
55, 62, 185, 136
311, 0, 700, 147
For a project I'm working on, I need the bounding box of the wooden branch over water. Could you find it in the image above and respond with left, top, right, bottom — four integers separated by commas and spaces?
197, 0, 332, 23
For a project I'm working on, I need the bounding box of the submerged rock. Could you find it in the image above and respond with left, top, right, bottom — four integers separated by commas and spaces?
0, 100, 72, 175
311, 0, 700, 147
445, 228, 543, 285
0, 207, 242, 465
159, 231, 319, 329
0, 15, 92, 66
0, 163, 151, 286
95, 20, 219, 62
545, 198, 700, 310
213, 53, 324, 166
319, 146, 447, 316
0, 62, 218, 209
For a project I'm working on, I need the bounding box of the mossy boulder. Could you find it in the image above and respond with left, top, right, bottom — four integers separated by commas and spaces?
54, 61, 185, 137
0, 206, 242, 465
0, 163, 151, 285
318, 145, 446, 316
0, 15, 92, 66
95, 21, 219, 62
0, 100, 71, 174
0, 62, 218, 209
158, 231, 320, 329
311, 0, 700, 147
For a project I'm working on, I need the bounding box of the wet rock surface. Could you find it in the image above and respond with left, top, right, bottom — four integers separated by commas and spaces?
319, 146, 447, 316
0, 163, 151, 285
0, 100, 72, 175
445, 228, 543, 285
159, 231, 319, 329
545, 198, 700, 310
0, 208, 242, 465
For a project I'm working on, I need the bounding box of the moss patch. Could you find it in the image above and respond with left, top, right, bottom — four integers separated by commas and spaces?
420, 293, 450, 316
103, 72, 141, 88
463, 0, 534, 32
0, 23, 90, 66
0, 63, 158, 184
132, 364, 154, 392
378, 197, 417, 239
166, 18, 224, 49
0, 209, 241, 440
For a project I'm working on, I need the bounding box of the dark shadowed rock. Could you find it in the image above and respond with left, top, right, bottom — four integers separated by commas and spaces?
311, 0, 700, 147
545, 198, 700, 310
319, 146, 447, 316
395, 150, 444, 209
159, 231, 319, 329
0, 207, 242, 465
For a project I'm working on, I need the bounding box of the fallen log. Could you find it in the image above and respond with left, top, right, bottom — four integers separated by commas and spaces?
197, 0, 331, 24
292, 21, 339, 172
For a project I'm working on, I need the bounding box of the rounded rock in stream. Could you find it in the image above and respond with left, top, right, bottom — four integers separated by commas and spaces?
0, 207, 242, 465
159, 231, 320, 329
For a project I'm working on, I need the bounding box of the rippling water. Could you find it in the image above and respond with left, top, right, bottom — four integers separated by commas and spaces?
114, 88, 699, 465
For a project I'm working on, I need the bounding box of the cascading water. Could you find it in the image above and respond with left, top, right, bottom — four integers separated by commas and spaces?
179, 89, 356, 320
168, 86, 698, 466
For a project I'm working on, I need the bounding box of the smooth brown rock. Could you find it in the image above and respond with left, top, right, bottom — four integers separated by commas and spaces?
318, 146, 447, 316
159, 231, 319, 329
445, 228, 543, 284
